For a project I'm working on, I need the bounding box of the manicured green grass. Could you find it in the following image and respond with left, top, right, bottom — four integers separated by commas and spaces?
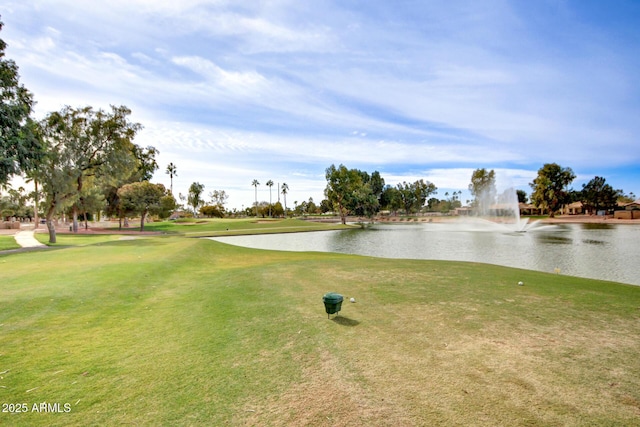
0, 235, 19, 251
1, 235, 639, 425
139, 217, 355, 237
33, 233, 129, 247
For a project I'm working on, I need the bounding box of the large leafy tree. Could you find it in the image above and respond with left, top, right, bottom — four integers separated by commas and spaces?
380, 185, 403, 215
530, 163, 575, 217
468, 168, 496, 215
325, 164, 360, 224
104, 144, 159, 228
579, 176, 621, 215
324, 164, 385, 224
355, 170, 385, 217
38, 105, 141, 242
396, 179, 437, 214
131, 145, 159, 182
0, 19, 41, 185
118, 181, 168, 231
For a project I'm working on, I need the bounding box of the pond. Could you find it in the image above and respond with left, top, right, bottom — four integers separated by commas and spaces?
211, 222, 640, 286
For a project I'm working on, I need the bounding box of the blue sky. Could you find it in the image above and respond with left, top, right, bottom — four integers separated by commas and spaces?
4, 0, 639, 210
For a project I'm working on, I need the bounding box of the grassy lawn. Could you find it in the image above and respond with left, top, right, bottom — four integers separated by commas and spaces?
33, 232, 128, 247
1, 234, 639, 425
0, 235, 19, 251
134, 217, 355, 237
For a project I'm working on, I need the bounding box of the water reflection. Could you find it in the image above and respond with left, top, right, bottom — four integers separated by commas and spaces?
211, 223, 640, 286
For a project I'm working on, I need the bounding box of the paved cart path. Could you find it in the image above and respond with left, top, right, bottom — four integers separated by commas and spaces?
14, 230, 47, 248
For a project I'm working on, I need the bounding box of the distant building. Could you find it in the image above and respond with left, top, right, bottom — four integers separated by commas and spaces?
563, 201, 584, 215
519, 203, 543, 216
614, 199, 640, 219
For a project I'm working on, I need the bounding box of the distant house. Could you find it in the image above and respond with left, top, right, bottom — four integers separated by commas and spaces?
564, 201, 584, 215
454, 206, 473, 216
519, 203, 543, 216
614, 199, 640, 219
453, 204, 543, 216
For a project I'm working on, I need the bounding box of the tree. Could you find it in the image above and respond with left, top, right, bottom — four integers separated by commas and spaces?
266, 180, 274, 217
469, 168, 496, 215
380, 185, 403, 215
352, 184, 379, 218
24, 163, 41, 228
129, 145, 159, 182
102, 144, 158, 228
187, 182, 205, 215
396, 179, 438, 214
324, 164, 385, 223
319, 198, 332, 214
208, 189, 228, 210
433, 190, 462, 213
0, 186, 31, 220
579, 176, 621, 215
200, 204, 224, 218
272, 201, 284, 217
530, 163, 576, 218
355, 170, 385, 218
307, 197, 317, 215
281, 182, 289, 216
0, 20, 41, 185
251, 179, 260, 217
325, 164, 357, 224
37, 105, 141, 243
69, 181, 105, 229
118, 181, 167, 231
516, 189, 528, 204
158, 194, 177, 220
165, 162, 177, 195
618, 191, 636, 204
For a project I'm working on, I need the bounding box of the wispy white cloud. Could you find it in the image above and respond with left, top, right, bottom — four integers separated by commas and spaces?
3, 0, 639, 209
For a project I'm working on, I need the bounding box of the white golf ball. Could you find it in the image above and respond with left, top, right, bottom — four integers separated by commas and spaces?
518, 281, 524, 286
350, 297, 356, 303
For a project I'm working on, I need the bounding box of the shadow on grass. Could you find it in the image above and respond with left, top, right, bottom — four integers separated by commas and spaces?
332, 316, 360, 327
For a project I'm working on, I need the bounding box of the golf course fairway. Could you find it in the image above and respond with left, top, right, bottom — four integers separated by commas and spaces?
1, 232, 639, 426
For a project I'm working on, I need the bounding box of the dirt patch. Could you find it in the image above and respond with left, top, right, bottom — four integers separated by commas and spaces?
234, 350, 401, 426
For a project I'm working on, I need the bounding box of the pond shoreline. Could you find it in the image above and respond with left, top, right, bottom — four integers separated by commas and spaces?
303, 214, 640, 225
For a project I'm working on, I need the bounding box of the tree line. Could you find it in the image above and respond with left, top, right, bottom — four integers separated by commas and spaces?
2, 18, 634, 238
0, 20, 174, 242
322, 163, 635, 222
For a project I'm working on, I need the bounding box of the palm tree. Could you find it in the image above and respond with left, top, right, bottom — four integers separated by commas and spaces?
165, 163, 177, 195
281, 182, 289, 217
266, 180, 274, 217
187, 182, 205, 216
251, 179, 260, 217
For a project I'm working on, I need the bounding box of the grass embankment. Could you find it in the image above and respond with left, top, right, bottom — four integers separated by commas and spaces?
134, 217, 354, 237
33, 233, 125, 247
1, 233, 640, 425
0, 235, 20, 251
